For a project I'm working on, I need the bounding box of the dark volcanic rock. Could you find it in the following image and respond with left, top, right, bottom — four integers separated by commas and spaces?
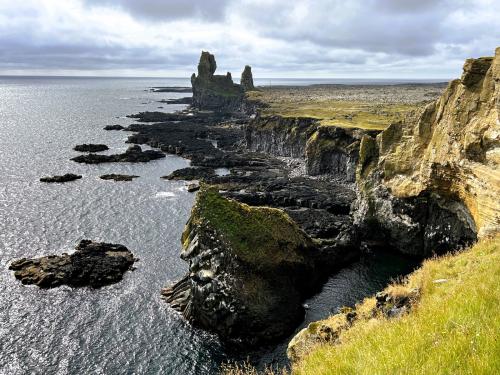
191, 51, 244, 112
150, 87, 192, 93
40, 174, 82, 183
162, 188, 328, 345
127, 111, 189, 122
71, 145, 165, 164
104, 124, 125, 131
240, 65, 255, 91
9, 240, 137, 288
158, 97, 193, 105
100, 174, 139, 181
187, 183, 200, 192
162, 167, 216, 181
74, 144, 109, 152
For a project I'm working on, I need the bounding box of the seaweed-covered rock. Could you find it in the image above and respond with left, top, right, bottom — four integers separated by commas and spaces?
162, 188, 321, 345
40, 174, 82, 183
191, 51, 244, 112
9, 240, 137, 288
74, 144, 109, 152
240, 65, 255, 91
71, 145, 164, 164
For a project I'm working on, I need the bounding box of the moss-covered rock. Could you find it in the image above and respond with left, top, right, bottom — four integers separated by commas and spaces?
162, 187, 321, 345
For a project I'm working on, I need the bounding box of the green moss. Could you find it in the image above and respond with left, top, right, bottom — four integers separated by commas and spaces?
186, 187, 313, 268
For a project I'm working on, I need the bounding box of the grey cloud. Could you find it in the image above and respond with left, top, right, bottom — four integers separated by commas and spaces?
83, 0, 230, 21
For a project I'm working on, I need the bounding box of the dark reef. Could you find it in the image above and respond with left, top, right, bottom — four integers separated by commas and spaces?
10, 240, 137, 288
40, 173, 82, 183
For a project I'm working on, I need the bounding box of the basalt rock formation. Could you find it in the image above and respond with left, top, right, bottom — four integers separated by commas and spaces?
354, 47, 500, 255
100, 174, 139, 181
240, 65, 255, 91
162, 188, 325, 345
191, 51, 244, 112
9, 240, 137, 288
71, 145, 164, 164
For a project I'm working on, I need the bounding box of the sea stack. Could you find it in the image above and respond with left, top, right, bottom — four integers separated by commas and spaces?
190, 51, 245, 112
240, 65, 255, 91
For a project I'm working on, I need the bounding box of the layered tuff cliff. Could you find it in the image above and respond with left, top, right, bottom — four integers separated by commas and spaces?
354, 48, 500, 255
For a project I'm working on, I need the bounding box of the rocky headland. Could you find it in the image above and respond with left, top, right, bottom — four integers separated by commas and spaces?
10, 240, 137, 288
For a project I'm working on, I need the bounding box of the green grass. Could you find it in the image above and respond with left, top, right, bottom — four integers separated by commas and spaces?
254, 98, 416, 131
294, 235, 500, 375
184, 187, 313, 268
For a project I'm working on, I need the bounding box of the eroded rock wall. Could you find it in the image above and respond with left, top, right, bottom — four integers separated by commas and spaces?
354, 47, 500, 255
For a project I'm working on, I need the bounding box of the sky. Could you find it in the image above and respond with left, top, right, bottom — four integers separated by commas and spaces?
0, 0, 498, 78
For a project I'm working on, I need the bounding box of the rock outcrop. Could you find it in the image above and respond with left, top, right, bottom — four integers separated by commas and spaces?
100, 174, 139, 181
71, 145, 164, 164
40, 173, 82, 183
191, 51, 244, 112
162, 187, 323, 345
9, 240, 137, 288
74, 144, 109, 152
354, 47, 500, 255
240, 65, 255, 91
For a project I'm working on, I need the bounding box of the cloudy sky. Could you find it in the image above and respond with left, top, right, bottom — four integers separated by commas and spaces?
0, 0, 498, 78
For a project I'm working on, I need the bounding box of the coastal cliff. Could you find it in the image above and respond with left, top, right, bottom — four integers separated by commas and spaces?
162, 187, 321, 344
354, 48, 500, 255
285, 48, 500, 370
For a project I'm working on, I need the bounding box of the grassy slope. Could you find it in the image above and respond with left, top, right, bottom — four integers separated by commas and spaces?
294, 235, 500, 375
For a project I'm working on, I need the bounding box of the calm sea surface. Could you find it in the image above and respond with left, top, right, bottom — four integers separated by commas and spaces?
0, 76, 418, 374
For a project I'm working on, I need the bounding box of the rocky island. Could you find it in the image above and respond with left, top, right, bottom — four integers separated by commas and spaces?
10, 240, 137, 288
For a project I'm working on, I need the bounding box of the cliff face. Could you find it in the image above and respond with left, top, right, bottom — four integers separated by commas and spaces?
245, 115, 370, 181
355, 48, 500, 255
162, 188, 322, 345
191, 51, 244, 112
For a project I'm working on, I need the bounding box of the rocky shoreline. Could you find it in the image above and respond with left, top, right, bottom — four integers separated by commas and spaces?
15, 49, 497, 363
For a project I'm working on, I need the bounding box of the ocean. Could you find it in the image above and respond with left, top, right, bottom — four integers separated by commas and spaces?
0, 76, 418, 374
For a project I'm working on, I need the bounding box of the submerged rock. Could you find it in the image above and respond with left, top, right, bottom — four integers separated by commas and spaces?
9, 240, 137, 288
71, 145, 164, 164
100, 174, 139, 181
162, 187, 322, 345
40, 173, 82, 183
74, 144, 109, 152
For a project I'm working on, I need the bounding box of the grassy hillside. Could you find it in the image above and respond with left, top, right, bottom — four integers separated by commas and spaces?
293, 235, 500, 375
222, 235, 499, 374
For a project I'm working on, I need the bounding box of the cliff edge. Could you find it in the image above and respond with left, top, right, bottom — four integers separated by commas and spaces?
355, 48, 500, 255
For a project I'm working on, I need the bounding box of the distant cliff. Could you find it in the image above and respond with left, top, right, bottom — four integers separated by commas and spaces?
191, 51, 255, 112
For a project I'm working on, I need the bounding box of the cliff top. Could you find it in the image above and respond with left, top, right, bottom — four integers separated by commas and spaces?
247, 83, 446, 130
